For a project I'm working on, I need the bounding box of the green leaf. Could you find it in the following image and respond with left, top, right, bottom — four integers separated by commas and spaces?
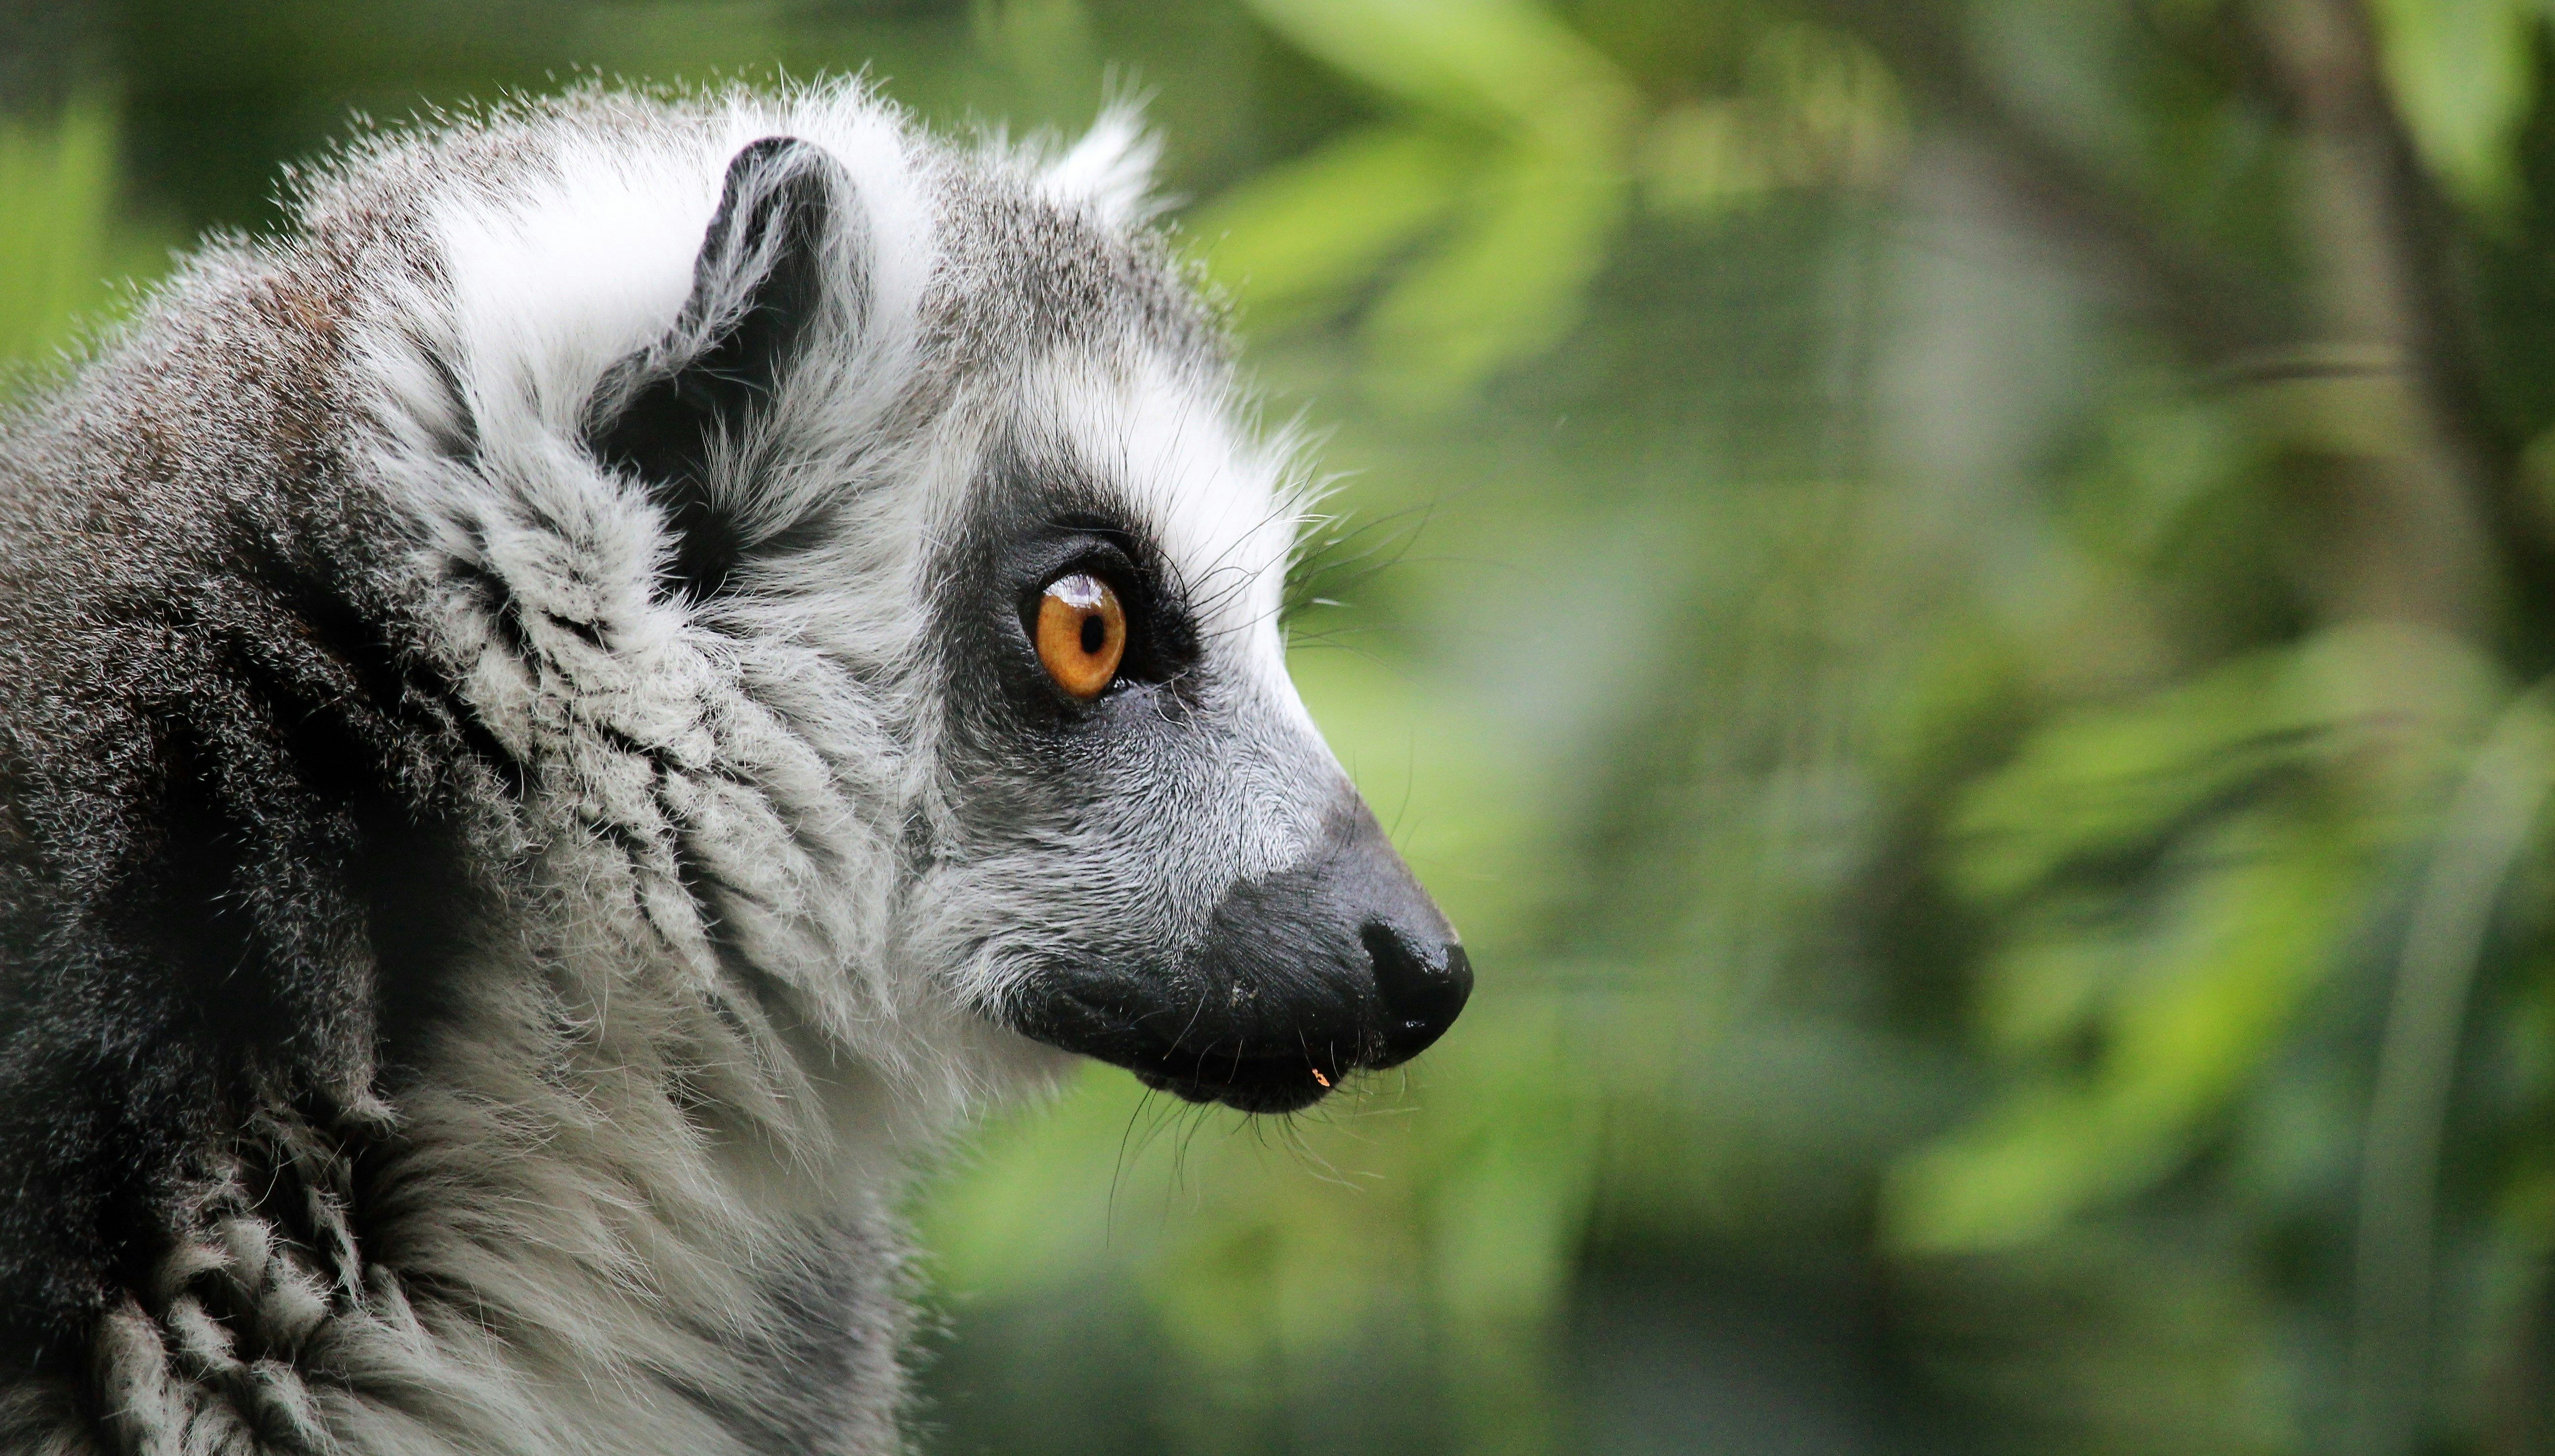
1188, 125, 1474, 326
0, 99, 118, 371
1216, 0, 1640, 400
2368, 0, 2538, 217
1638, 100, 1779, 213
1888, 822, 2361, 1251
1977, 907, 2136, 1056
1239, 0, 1632, 136
1952, 625, 2498, 904
1900, 626, 2504, 1252
1949, 649, 2301, 905
1360, 139, 1629, 406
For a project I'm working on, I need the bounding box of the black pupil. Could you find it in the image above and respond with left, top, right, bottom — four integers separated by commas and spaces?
1079, 613, 1106, 655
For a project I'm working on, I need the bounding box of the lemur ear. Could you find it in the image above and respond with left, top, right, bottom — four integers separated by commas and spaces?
588, 136, 852, 600
1040, 107, 1161, 226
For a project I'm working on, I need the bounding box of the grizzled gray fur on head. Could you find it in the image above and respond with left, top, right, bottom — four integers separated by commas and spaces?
0, 81, 1470, 1455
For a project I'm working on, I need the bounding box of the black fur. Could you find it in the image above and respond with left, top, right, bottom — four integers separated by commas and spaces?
0, 265, 499, 1374
589, 136, 851, 600
0, 89, 1471, 1454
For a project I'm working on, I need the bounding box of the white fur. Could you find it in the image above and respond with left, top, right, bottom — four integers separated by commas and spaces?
65, 81, 1343, 1456
1035, 103, 1168, 225
0, 79, 1353, 1456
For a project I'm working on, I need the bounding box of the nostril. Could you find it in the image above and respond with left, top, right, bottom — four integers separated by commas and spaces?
1361, 921, 1473, 1065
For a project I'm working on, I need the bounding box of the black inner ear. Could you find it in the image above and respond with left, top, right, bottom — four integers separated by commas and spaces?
588, 136, 844, 601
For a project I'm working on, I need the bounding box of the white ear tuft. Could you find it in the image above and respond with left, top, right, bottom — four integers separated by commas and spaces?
1039, 105, 1163, 226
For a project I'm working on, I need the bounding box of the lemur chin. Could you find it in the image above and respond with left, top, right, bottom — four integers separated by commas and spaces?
0, 82, 1467, 1456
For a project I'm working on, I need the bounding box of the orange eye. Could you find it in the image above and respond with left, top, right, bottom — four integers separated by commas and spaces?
1035, 572, 1127, 700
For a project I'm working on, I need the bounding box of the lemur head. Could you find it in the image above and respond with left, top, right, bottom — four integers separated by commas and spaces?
382, 90, 1467, 1116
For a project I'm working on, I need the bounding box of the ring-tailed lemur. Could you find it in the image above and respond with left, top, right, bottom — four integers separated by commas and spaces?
0, 83, 1469, 1456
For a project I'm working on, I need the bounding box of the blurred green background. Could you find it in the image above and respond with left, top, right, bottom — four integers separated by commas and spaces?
16, 0, 2555, 1451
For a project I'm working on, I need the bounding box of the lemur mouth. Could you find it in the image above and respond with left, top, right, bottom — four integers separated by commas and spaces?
1012, 981, 1373, 1114
1128, 1050, 1348, 1115
1013, 923, 1471, 1116
1009, 794, 1473, 1115
1010, 986, 1346, 1113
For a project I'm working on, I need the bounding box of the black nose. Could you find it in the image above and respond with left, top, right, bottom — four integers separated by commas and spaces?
1364, 921, 1472, 1066
1013, 789, 1473, 1113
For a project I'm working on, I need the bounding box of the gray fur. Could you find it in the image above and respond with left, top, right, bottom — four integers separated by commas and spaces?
0, 81, 1465, 1455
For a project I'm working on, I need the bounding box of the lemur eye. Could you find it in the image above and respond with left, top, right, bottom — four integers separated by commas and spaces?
1035, 573, 1127, 699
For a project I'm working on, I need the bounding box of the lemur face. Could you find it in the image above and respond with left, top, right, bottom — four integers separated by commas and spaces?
904, 269, 1471, 1116
919, 362, 1471, 1113
571, 131, 1468, 1113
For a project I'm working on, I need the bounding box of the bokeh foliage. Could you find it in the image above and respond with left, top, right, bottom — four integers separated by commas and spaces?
15, 1, 2555, 1452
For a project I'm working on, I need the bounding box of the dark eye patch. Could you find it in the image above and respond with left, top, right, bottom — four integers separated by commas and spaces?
930, 438, 1210, 741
